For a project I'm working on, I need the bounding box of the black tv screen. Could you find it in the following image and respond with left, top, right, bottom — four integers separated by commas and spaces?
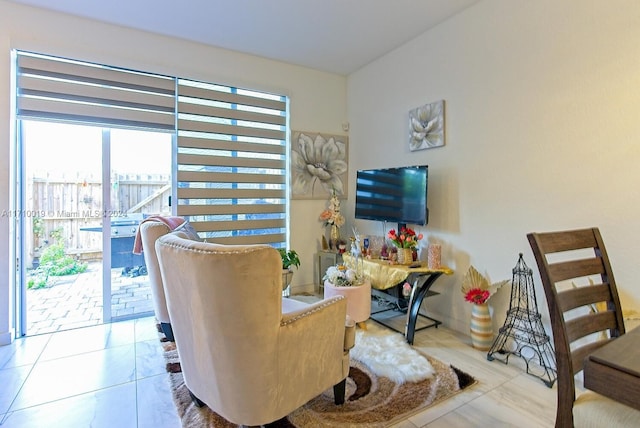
355, 165, 428, 226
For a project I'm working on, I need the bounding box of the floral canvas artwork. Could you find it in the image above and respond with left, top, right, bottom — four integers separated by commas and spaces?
409, 100, 445, 151
291, 131, 348, 199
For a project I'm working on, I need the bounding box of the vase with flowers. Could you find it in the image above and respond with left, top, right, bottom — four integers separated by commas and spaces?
319, 190, 345, 250
461, 265, 510, 351
387, 227, 423, 264
323, 264, 371, 323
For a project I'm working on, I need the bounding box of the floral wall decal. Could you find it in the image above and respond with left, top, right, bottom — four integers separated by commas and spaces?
409, 100, 445, 151
291, 131, 348, 199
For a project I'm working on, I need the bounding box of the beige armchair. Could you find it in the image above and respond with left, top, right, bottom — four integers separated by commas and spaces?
155, 233, 353, 426
137, 217, 202, 341
138, 220, 174, 341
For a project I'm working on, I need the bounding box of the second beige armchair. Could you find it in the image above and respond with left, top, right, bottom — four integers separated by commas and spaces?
138, 220, 175, 341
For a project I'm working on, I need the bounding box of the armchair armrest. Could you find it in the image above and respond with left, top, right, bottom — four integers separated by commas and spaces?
280, 296, 345, 325
281, 297, 356, 352
344, 315, 356, 351
277, 296, 349, 400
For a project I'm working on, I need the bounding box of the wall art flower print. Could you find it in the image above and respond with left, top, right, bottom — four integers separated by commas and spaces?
409, 100, 444, 151
291, 131, 348, 199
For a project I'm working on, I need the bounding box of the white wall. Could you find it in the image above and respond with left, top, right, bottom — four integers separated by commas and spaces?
0, 1, 347, 344
347, 0, 640, 334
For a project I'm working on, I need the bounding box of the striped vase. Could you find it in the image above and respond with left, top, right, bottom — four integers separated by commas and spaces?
470, 303, 493, 351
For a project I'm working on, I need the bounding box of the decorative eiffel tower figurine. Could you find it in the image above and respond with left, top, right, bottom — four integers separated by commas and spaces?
487, 253, 557, 387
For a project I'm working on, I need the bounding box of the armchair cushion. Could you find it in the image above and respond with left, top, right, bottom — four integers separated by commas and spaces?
173, 221, 202, 242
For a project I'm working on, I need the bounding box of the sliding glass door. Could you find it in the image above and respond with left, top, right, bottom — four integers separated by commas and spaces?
109, 128, 172, 320
19, 120, 172, 336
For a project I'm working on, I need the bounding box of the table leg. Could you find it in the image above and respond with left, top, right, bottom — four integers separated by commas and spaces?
405, 273, 443, 344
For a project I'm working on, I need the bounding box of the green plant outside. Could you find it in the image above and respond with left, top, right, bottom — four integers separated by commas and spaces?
28, 228, 88, 289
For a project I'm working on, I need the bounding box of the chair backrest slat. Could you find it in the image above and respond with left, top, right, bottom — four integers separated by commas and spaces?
566, 311, 617, 344
556, 283, 611, 313
547, 258, 605, 283
570, 340, 612, 374
535, 228, 597, 253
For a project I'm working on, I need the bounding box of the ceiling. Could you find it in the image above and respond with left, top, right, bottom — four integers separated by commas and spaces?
9, 0, 480, 75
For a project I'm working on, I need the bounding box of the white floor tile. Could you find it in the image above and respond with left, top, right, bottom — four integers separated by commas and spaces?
0, 334, 50, 370
135, 317, 161, 343
0, 365, 32, 415
0, 382, 137, 428
10, 344, 136, 410
136, 339, 169, 380
39, 320, 135, 361
136, 373, 181, 428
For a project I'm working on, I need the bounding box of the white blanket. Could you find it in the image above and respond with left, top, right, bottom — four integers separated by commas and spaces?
350, 323, 434, 384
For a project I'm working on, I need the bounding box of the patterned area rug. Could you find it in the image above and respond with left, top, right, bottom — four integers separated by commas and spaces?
160, 324, 476, 428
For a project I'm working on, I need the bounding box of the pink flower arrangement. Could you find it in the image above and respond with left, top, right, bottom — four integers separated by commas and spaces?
387, 227, 423, 249
319, 190, 345, 227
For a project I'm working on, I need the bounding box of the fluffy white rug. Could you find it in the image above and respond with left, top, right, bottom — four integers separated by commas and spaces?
350, 322, 435, 384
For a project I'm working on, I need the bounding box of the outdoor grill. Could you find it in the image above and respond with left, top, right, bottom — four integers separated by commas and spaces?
81, 213, 147, 276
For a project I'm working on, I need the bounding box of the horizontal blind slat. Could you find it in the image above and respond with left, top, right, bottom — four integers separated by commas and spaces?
177, 204, 285, 216
178, 188, 285, 199
178, 118, 285, 140
178, 171, 285, 184
178, 136, 285, 155
195, 234, 286, 246
177, 154, 284, 170
178, 84, 286, 111
178, 101, 286, 126
192, 219, 285, 232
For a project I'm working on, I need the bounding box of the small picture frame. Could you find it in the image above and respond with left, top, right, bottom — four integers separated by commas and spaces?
409, 100, 445, 151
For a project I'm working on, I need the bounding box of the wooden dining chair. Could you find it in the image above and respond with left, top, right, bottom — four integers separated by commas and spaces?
528, 227, 640, 427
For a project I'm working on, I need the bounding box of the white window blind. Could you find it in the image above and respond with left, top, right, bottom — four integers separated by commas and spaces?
16, 52, 175, 130
14, 51, 290, 247
177, 79, 289, 246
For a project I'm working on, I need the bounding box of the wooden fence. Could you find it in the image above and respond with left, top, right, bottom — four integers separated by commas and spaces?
26, 172, 170, 266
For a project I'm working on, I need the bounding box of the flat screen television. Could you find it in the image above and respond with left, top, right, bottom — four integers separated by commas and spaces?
355, 165, 429, 227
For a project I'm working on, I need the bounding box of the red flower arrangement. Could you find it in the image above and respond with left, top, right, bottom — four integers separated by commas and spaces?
387, 227, 423, 249
464, 288, 491, 304
461, 265, 509, 305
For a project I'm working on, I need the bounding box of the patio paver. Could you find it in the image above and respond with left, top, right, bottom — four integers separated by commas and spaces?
25, 261, 154, 336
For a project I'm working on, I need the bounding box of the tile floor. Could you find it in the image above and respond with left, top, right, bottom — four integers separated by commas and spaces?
0, 316, 179, 428
0, 310, 565, 427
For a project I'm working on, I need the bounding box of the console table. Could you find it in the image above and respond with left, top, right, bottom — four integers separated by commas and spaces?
342, 254, 453, 344
316, 250, 343, 293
